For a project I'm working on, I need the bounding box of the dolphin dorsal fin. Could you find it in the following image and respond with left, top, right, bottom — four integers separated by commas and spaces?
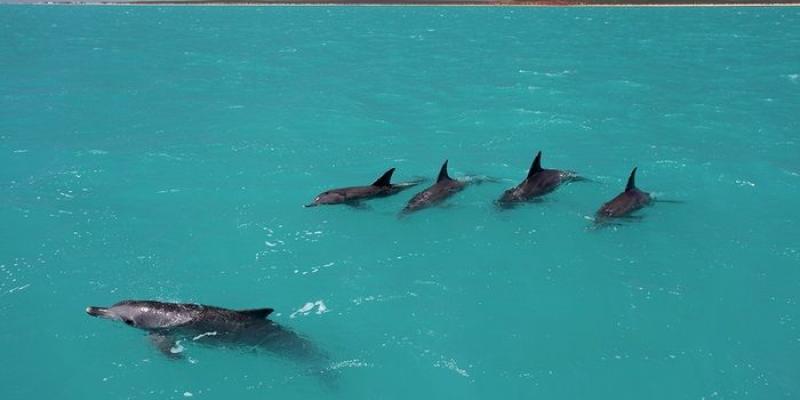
528, 151, 543, 178
371, 168, 395, 187
238, 308, 274, 319
437, 160, 451, 183
625, 167, 638, 192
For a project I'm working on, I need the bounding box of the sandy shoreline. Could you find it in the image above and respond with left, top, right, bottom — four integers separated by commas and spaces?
14, 0, 800, 6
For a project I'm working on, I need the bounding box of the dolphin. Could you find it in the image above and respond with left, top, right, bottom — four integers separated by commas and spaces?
497, 151, 583, 207
595, 167, 652, 220
402, 160, 466, 213
86, 300, 326, 364
305, 168, 421, 207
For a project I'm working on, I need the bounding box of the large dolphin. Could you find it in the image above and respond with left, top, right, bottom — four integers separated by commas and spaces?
497, 151, 583, 207
306, 168, 421, 207
595, 167, 652, 220
402, 160, 466, 213
86, 300, 326, 364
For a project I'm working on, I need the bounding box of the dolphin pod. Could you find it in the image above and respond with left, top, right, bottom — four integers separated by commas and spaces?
86, 152, 665, 377
307, 151, 658, 221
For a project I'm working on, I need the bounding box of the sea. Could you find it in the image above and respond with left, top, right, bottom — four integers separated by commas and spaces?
1, 4, 799, 399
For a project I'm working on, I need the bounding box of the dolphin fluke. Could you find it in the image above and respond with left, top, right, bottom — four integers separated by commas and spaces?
437, 160, 451, 182
625, 167, 638, 192
528, 151, 543, 178
237, 308, 274, 319
371, 168, 395, 187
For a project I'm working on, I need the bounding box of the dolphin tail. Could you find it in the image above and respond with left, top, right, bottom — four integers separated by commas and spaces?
391, 178, 425, 190
570, 176, 596, 183
437, 160, 451, 182
653, 199, 685, 204
462, 175, 502, 185
371, 168, 395, 187
561, 171, 596, 184
237, 308, 274, 319
528, 151, 543, 178
625, 167, 638, 192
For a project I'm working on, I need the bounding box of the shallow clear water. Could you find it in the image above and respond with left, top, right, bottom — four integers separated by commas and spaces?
1, 5, 800, 399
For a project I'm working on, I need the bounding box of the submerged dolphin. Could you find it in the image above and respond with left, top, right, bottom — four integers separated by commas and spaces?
595, 167, 652, 220
402, 160, 466, 213
86, 300, 326, 364
497, 151, 583, 207
306, 168, 421, 207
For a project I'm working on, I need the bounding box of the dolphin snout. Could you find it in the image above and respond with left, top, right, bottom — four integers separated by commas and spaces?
86, 306, 111, 318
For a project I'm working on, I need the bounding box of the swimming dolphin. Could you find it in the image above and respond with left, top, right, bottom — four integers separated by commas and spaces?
497, 151, 582, 207
402, 160, 466, 213
305, 168, 421, 207
86, 300, 325, 363
595, 167, 652, 220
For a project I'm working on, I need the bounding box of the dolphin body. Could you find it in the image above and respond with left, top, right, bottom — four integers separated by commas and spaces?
402, 161, 466, 213
306, 168, 421, 207
595, 167, 652, 220
497, 151, 582, 207
86, 300, 325, 363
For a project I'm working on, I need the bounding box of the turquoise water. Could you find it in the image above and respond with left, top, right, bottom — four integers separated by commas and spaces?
2, 5, 800, 399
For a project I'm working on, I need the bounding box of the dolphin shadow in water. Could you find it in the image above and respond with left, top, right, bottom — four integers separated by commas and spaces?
86, 300, 334, 383
305, 168, 424, 208
496, 151, 590, 209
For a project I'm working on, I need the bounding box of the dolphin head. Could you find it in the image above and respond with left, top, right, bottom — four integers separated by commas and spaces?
306, 191, 346, 207
87, 300, 188, 330
86, 303, 140, 327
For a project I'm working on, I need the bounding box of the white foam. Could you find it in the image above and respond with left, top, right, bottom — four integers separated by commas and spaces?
328, 359, 372, 370
289, 300, 329, 318
170, 341, 184, 354
192, 331, 217, 341
7, 284, 30, 294
434, 358, 470, 377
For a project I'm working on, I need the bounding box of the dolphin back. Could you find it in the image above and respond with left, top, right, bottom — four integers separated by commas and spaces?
236, 308, 274, 319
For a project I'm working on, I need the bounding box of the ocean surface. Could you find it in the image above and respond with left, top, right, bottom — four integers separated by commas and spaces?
1, 5, 799, 399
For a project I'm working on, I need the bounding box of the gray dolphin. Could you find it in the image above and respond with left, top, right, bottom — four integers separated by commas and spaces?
595, 167, 652, 220
402, 160, 466, 213
86, 300, 326, 364
306, 168, 421, 207
497, 151, 583, 207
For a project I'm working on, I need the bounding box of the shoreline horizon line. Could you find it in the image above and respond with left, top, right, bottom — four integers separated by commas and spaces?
8, 1, 800, 7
